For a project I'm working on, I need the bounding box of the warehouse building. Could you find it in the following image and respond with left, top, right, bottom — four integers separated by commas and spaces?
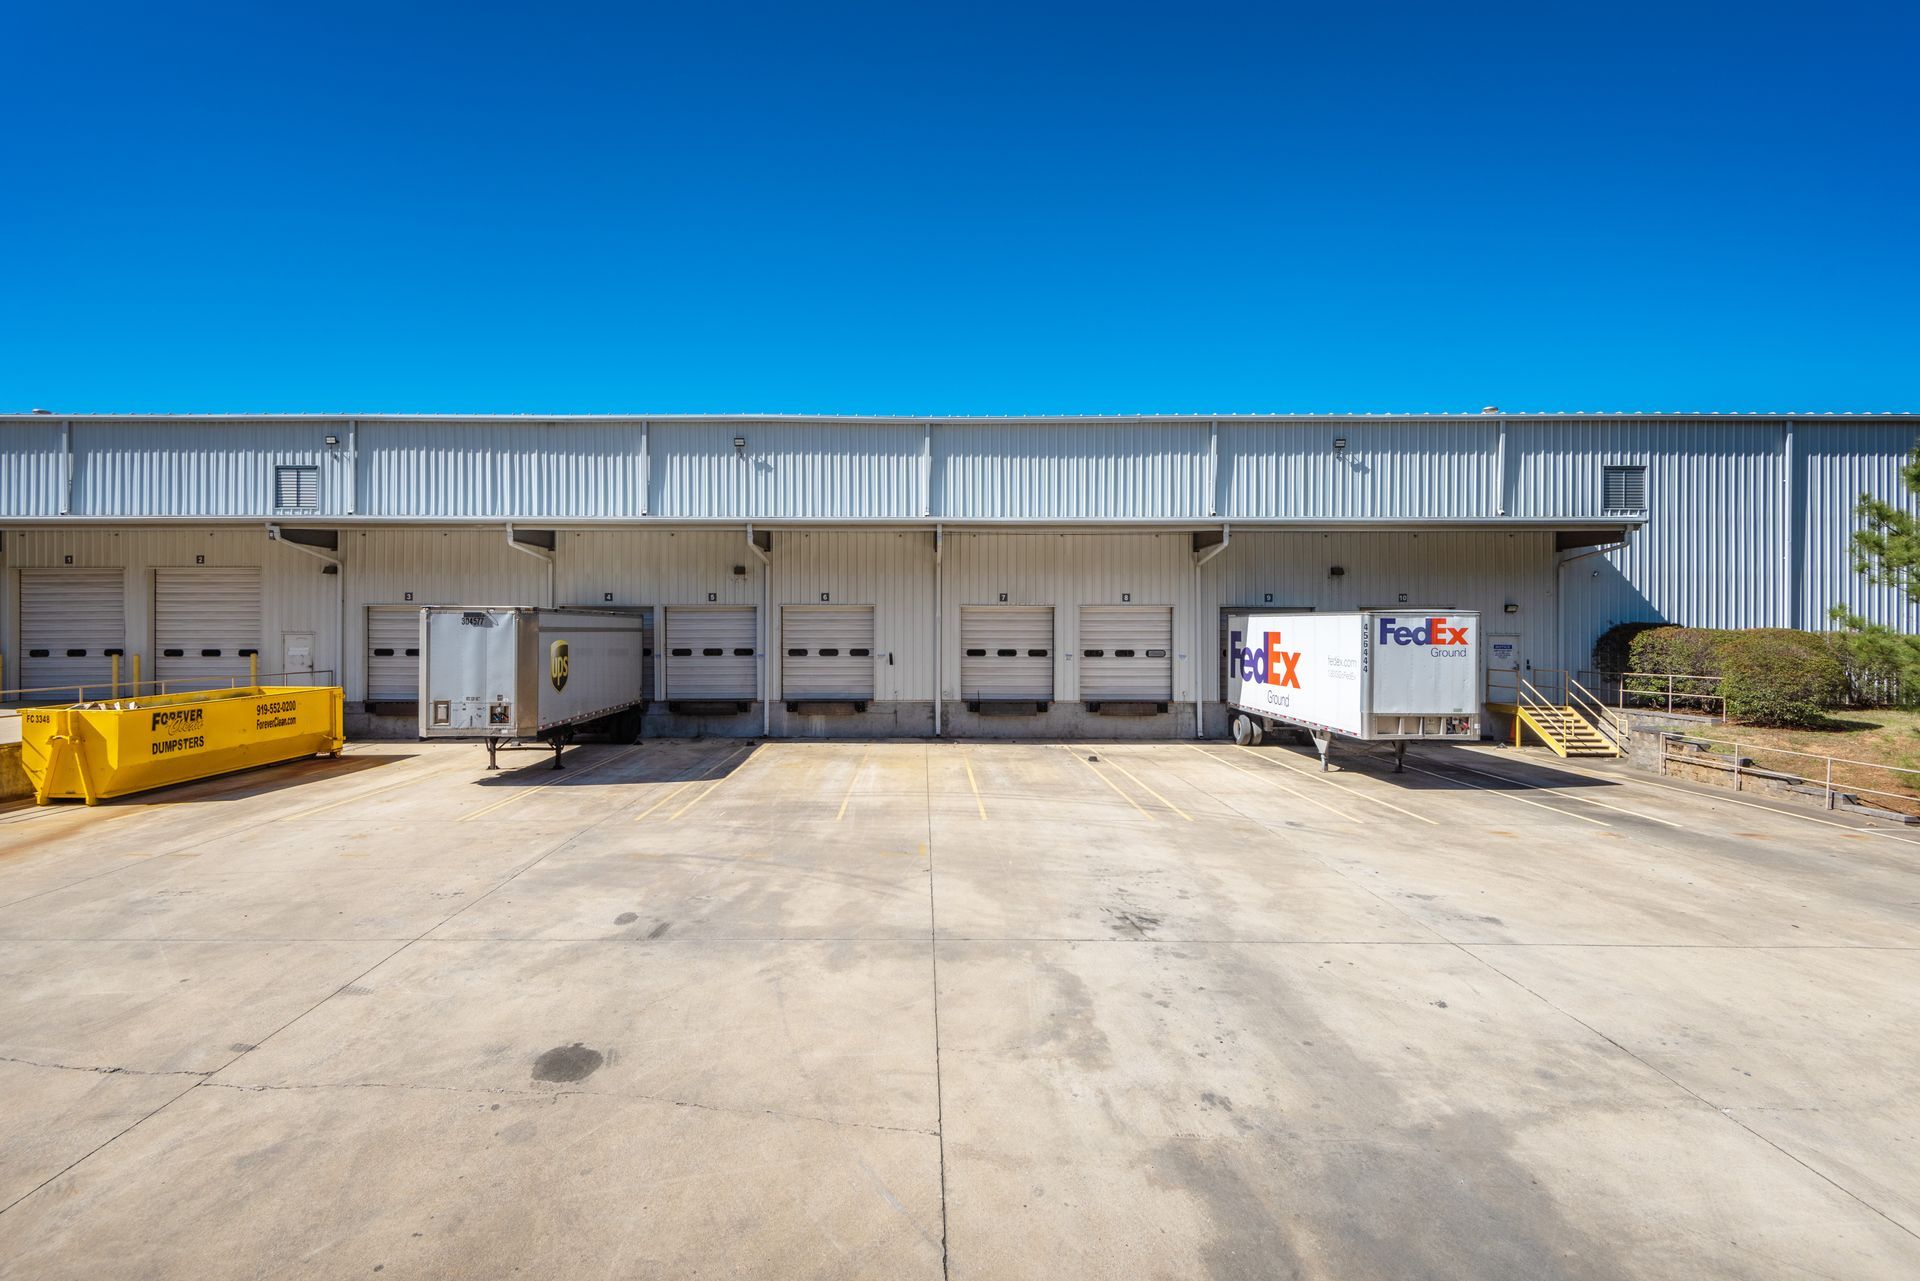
1, 413, 1915, 739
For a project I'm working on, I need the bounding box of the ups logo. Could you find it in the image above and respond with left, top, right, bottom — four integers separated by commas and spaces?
549, 639, 570, 692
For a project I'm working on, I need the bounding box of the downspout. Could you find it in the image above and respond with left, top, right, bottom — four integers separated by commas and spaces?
1782, 420, 1795, 629
1192, 524, 1231, 738
933, 524, 943, 737
1494, 418, 1507, 517
747, 524, 771, 736
505, 523, 555, 607
267, 524, 344, 691
1554, 540, 1629, 674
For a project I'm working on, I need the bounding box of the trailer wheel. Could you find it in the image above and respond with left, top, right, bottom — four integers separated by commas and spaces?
614, 707, 642, 744
1249, 720, 1264, 747
1231, 713, 1252, 745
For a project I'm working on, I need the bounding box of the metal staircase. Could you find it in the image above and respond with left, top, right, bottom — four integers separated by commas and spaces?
1489, 669, 1628, 759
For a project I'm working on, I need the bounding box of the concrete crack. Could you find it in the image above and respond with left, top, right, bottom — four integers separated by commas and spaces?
0, 1054, 214, 1080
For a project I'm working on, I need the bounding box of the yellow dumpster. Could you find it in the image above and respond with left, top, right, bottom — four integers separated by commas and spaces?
19, 685, 345, 805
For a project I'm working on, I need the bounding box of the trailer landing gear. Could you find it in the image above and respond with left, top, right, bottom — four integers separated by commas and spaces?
1311, 731, 1332, 771
1391, 740, 1408, 773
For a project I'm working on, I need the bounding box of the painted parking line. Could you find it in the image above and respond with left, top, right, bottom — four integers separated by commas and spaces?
962, 750, 987, 820
836, 745, 874, 822
1187, 745, 1357, 825
1230, 745, 1438, 827
662, 744, 757, 822
630, 746, 756, 823
1099, 752, 1193, 821
1395, 759, 1611, 827
460, 744, 652, 823
1060, 745, 1153, 820
1463, 748, 1920, 846
1423, 756, 1684, 828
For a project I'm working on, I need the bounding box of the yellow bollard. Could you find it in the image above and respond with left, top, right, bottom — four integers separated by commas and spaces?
132, 653, 142, 695
249, 651, 258, 685
111, 653, 121, 699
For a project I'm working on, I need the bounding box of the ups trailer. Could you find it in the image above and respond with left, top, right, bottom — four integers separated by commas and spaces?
419, 607, 647, 768
1226, 610, 1480, 770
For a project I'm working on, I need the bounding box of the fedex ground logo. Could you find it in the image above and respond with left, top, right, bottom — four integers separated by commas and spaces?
1378, 616, 1470, 655
1229, 629, 1301, 689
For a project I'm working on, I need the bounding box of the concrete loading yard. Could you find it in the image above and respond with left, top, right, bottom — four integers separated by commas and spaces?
0, 737, 1916, 1279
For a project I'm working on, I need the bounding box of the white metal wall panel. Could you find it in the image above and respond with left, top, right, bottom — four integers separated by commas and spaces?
649, 422, 924, 519
18, 569, 125, 696
360, 421, 646, 517
0, 422, 66, 517
154, 566, 262, 689
71, 421, 348, 517
959, 606, 1053, 701
781, 606, 877, 700
1079, 606, 1173, 701
932, 421, 1210, 520
1218, 420, 1498, 520
775, 531, 933, 701
1798, 424, 1920, 637
665, 606, 758, 700
366, 605, 424, 701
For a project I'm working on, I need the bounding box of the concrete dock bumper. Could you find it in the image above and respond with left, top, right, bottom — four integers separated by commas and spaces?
19, 685, 345, 805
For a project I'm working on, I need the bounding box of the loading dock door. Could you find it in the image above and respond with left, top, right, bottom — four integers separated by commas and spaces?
664, 605, 757, 701
367, 606, 424, 702
781, 605, 876, 701
960, 606, 1053, 702
154, 566, 262, 691
1079, 605, 1172, 703
18, 569, 126, 696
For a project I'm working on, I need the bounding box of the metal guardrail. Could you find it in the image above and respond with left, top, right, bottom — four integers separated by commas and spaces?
1660, 731, 1920, 814
0, 672, 338, 747
1578, 669, 1727, 721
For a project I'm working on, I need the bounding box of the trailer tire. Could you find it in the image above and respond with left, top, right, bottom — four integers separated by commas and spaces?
1249, 720, 1264, 747
1231, 713, 1252, 745
614, 707, 642, 744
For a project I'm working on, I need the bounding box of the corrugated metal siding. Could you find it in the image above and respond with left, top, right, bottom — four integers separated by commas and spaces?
933, 421, 1209, 520
1799, 424, 1920, 634
0, 423, 66, 517
773, 531, 934, 700
1200, 530, 1557, 696
939, 533, 1195, 701
650, 422, 923, 519
1219, 421, 1497, 519
4, 527, 338, 690
362, 421, 644, 517
71, 421, 350, 517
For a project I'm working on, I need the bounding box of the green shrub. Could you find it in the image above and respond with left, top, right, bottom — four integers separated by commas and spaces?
1622, 626, 1852, 726
1590, 622, 1662, 674
1713, 630, 1845, 727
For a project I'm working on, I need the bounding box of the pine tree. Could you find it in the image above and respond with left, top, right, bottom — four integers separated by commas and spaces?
1830, 440, 1920, 702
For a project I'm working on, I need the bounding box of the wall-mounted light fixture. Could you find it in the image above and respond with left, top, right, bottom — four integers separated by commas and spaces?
1504, 602, 1519, 614
1329, 565, 1346, 578
1332, 437, 1347, 453
323, 434, 339, 447
733, 436, 747, 454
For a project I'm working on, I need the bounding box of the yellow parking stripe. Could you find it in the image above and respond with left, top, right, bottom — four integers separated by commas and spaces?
1188, 745, 1356, 824
962, 751, 987, 820
835, 745, 874, 822
1061, 745, 1152, 820
1102, 752, 1193, 821
664, 744, 755, 822
460, 744, 649, 823
1231, 744, 1438, 827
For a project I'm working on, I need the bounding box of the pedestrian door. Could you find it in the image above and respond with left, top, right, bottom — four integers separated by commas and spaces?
960, 606, 1053, 703
367, 606, 425, 702
154, 566, 262, 691
17, 569, 126, 696
781, 605, 876, 701
664, 605, 757, 701
1079, 605, 1172, 703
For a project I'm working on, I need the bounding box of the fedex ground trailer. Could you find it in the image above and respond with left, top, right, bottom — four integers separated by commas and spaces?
1226, 610, 1480, 769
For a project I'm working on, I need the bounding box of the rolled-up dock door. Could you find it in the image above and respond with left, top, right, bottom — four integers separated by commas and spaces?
960, 605, 1053, 705
1079, 605, 1172, 704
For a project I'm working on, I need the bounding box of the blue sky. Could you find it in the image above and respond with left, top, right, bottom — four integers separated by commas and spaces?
2, 2, 1914, 414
